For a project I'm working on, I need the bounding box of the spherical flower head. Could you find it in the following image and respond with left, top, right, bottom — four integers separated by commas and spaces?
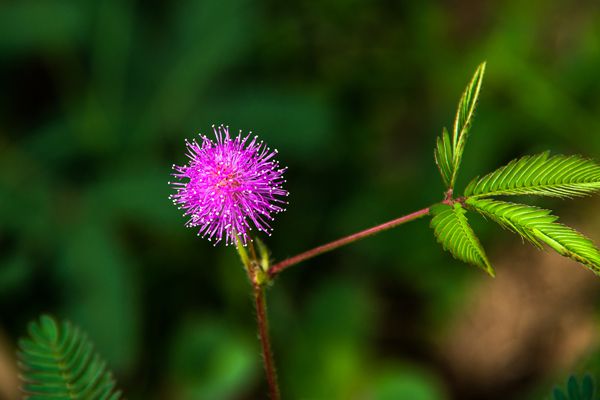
169, 125, 288, 246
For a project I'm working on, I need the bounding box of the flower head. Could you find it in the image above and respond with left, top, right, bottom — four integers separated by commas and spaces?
170, 125, 288, 246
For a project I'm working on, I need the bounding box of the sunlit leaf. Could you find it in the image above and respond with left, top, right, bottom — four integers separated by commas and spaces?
451, 61, 486, 188
434, 127, 453, 188
468, 198, 600, 275
430, 203, 493, 276
465, 152, 600, 198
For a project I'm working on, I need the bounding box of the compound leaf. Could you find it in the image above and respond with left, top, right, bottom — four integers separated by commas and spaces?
465, 198, 556, 248
430, 203, 494, 276
434, 127, 453, 188
434, 62, 486, 190
467, 198, 600, 275
18, 315, 123, 400
452, 62, 486, 183
464, 152, 600, 198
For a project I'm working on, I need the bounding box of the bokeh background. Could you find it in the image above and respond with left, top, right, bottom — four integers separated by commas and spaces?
1, 0, 600, 399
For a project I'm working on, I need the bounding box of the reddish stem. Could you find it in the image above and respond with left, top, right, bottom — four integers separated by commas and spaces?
269, 206, 431, 277
254, 285, 280, 400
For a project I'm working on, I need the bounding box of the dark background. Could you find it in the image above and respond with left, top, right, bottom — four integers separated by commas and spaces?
1, 0, 600, 399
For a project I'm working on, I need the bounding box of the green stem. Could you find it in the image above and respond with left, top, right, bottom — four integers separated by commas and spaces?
269, 206, 431, 278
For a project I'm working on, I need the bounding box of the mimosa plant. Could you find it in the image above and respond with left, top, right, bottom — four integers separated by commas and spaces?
16, 63, 600, 399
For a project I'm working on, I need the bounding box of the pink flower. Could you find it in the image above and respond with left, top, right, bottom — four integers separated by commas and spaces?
170, 125, 288, 245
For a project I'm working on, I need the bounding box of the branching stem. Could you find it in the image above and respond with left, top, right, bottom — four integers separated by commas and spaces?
248, 205, 433, 398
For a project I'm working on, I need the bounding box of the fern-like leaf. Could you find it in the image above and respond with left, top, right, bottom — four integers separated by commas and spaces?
18, 315, 123, 400
466, 198, 556, 248
451, 61, 486, 188
464, 152, 600, 198
467, 198, 600, 275
551, 375, 596, 400
430, 203, 494, 276
434, 127, 453, 188
434, 62, 486, 189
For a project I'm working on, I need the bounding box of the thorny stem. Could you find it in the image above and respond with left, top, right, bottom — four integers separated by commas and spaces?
269, 206, 432, 278
254, 285, 280, 400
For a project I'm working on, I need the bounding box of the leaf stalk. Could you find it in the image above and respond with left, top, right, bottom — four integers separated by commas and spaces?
269, 206, 432, 278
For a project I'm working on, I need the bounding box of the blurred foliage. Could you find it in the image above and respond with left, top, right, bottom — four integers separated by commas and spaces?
18, 315, 123, 399
1, 0, 600, 399
551, 375, 597, 400
168, 318, 257, 399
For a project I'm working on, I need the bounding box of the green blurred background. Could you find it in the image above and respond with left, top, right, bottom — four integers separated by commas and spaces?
1, 0, 600, 399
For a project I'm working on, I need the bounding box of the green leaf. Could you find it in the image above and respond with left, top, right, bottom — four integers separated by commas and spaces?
452, 62, 486, 186
434, 62, 486, 190
582, 375, 594, 399
551, 375, 596, 400
18, 315, 123, 400
569, 376, 582, 400
464, 152, 600, 198
434, 127, 453, 188
430, 203, 494, 276
467, 198, 600, 275
466, 198, 556, 248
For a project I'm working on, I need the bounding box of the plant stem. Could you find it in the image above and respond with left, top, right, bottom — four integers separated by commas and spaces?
269, 206, 432, 277
254, 285, 280, 400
